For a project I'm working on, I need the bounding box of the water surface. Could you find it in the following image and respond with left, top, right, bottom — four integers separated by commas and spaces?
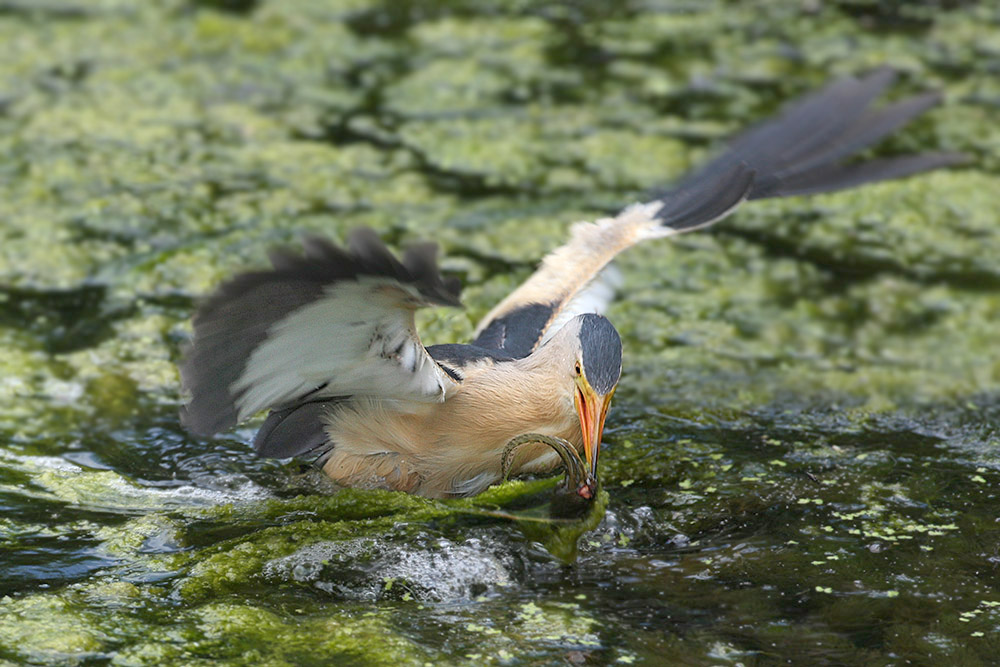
1, 0, 998, 664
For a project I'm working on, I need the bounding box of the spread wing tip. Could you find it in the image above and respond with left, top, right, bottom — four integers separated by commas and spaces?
653, 67, 962, 231
180, 228, 462, 437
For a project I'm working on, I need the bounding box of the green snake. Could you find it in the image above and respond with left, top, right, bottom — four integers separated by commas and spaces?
501, 433, 588, 490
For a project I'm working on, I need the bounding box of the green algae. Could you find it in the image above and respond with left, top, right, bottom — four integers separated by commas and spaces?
0, 596, 106, 660
1, 0, 1000, 664
176, 479, 606, 602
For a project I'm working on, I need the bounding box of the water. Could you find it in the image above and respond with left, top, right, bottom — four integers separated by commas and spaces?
1, 0, 999, 664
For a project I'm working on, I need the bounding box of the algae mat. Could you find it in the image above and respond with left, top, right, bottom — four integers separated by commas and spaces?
1, 0, 999, 664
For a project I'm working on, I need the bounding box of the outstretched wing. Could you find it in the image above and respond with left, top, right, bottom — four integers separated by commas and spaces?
181, 228, 463, 438
472, 67, 965, 357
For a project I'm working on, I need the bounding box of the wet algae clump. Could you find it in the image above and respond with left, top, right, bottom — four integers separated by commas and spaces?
2, 0, 1000, 664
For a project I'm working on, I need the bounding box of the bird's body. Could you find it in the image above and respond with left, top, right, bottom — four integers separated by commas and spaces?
179, 69, 963, 498
319, 345, 579, 496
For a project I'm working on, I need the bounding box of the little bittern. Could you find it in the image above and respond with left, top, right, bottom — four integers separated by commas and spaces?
180, 69, 962, 498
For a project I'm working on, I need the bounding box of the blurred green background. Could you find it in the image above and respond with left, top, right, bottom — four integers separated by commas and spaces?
1, 0, 998, 664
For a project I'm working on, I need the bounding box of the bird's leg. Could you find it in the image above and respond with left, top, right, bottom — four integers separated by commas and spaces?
322, 450, 422, 494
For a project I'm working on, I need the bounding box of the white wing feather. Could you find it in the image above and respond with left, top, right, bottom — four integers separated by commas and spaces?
180, 231, 462, 437
232, 278, 455, 422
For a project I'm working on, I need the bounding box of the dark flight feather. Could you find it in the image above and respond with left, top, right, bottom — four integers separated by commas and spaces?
253, 400, 334, 460
654, 68, 966, 228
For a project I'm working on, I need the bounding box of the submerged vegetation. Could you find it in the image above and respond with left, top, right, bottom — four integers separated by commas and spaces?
0, 0, 998, 663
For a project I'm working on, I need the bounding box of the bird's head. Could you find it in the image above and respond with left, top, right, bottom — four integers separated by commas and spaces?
565, 313, 622, 492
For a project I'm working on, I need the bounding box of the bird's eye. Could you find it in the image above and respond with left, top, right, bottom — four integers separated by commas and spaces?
574, 362, 582, 376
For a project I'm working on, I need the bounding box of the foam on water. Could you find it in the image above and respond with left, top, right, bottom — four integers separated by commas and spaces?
264, 535, 514, 603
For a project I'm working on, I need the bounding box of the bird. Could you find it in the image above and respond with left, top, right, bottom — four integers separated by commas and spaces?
179, 68, 963, 499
